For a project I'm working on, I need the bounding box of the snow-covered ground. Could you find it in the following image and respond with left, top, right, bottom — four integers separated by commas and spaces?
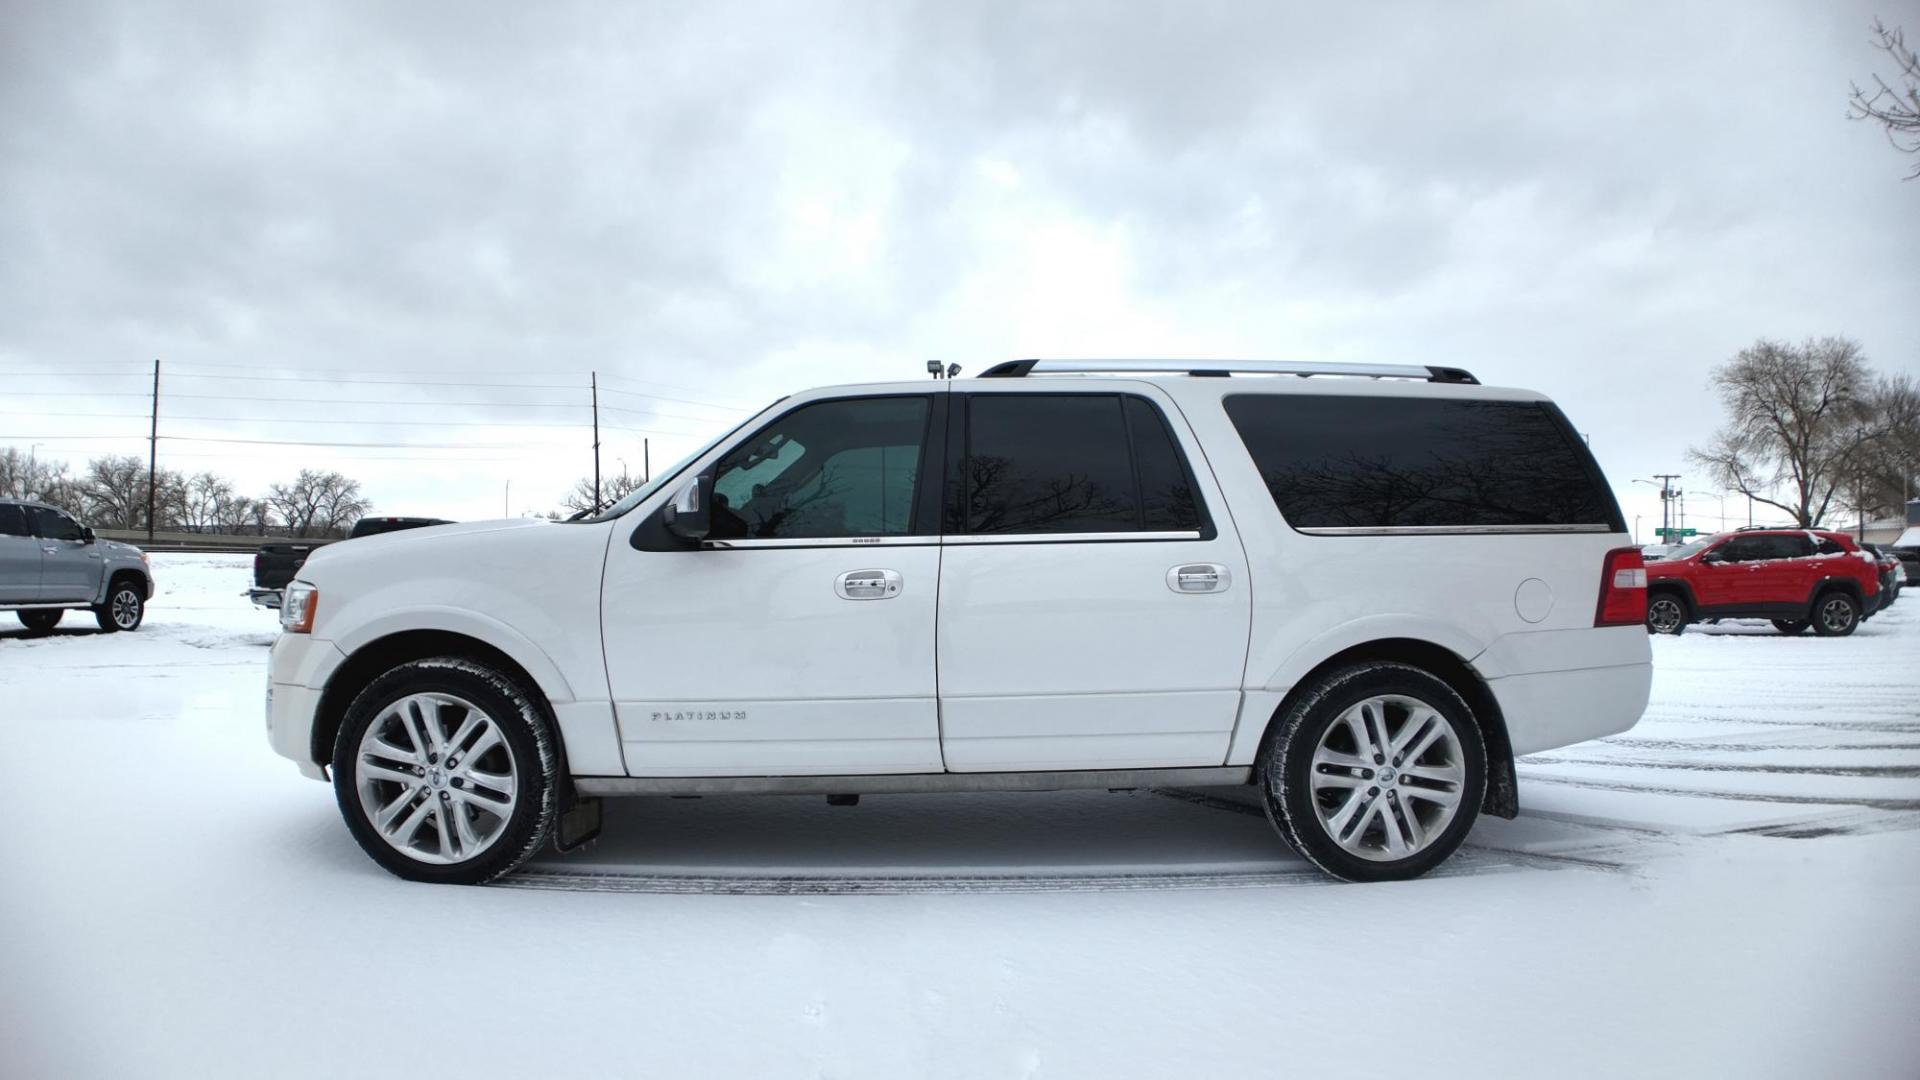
3, 554, 1917, 1078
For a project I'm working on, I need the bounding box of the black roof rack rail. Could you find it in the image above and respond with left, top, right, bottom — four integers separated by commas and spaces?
976, 359, 1479, 384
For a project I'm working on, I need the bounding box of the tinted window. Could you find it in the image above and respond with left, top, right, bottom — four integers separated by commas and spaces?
30, 507, 83, 541
1223, 395, 1618, 530
709, 396, 929, 540
1718, 534, 1808, 562
1124, 397, 1202, 531
960, 394, 1203, 535
0, 505, 29, 537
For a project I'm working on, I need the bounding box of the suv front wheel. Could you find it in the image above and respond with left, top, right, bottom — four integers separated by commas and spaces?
1259, 662, 1486, 883
333, 658, 558, 884
1812, 591, 1861, 637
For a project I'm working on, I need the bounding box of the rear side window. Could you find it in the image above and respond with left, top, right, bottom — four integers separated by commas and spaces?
0, 505, 29, 537
1814, 537, 1847, 556
1719, 534, 1811, 562
1223, 394, 1619, 532
957, 394, 1205, 535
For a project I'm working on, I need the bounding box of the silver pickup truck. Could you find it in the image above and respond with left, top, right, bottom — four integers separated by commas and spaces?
0, 498, 154, 634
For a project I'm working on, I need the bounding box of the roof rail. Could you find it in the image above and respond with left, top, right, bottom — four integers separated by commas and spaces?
976, 359, 1479, 384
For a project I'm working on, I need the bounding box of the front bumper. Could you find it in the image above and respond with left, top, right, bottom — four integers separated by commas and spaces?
267, 633, 347, 780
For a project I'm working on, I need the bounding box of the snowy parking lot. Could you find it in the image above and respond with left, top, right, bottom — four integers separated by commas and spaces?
3, 553, 1918, 1078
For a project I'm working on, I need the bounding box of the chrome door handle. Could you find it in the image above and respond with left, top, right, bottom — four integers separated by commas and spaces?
835, 568, 903, 600
42, 546, 59, 554
1167, 563, 1230, 593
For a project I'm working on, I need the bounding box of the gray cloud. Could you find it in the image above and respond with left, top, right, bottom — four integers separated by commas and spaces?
2, 0, 1915, 520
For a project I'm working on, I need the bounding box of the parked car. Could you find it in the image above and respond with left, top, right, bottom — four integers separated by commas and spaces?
0, 498, 154, 633
249, 516, 452, 608
1642, 529, 1880, 636
265, 359, 1651, 885
1640, 544, 1680, 561
1895, 540, 1920, 586
1859, 542, 1903, 610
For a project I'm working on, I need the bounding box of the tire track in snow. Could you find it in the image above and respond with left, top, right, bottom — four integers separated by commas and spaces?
1515, 772, 1920, 811
1522, 755, 1920, 779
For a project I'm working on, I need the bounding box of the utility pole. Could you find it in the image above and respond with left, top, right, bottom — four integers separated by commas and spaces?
146, 359, 160, 543
590, 371, 602, 509
643, 438, 650, 483
1651, 473, 1681, 541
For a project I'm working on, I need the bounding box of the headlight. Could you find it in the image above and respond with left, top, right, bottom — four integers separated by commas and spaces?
280, 582, 318, 633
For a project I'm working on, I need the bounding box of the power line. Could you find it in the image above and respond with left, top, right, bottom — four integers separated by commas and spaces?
0, 409, 706, 433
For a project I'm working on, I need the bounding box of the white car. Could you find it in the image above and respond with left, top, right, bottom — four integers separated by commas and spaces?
268, 360, 1652, 884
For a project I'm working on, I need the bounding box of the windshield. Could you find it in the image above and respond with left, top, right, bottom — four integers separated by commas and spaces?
1667, 536, 1718, 560
569, 400, 781, 524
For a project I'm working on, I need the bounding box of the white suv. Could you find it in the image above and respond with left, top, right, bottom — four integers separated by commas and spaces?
267, 360, 1652, 884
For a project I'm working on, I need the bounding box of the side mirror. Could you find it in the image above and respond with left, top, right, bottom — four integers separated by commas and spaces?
81, 526, 96, 543
662, 474, 712, 543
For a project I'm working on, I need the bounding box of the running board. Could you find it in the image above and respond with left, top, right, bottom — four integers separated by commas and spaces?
574, 766, 1253, 798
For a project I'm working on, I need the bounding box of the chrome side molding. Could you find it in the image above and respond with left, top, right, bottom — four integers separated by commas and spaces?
574, 766, 1254, 797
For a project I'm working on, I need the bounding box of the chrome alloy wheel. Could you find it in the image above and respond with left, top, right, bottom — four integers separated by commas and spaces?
355, 692, 518, 865
1818, 595, 1856, 634
111, 587, 142, 629
1308, 694, 1467, 862
1646, 596, 1685, 634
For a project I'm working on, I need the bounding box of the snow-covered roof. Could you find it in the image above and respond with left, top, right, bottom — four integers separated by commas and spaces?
1894, 525, 1920, 550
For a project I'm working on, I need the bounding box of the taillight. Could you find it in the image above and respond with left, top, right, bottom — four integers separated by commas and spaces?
1596, 547, 1647, 627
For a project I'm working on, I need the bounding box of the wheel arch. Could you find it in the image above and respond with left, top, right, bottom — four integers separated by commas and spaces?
100, 567, 151, 605
1254, 638, 1518, 820
1646, 578, 1695, 613
310, 631, 569, 781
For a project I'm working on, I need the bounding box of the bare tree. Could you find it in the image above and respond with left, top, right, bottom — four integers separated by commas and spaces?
1850, 18, 1920, 179
562, 467, 643, 514
177, 472, 238, 532
77, 455, 154, 529
267, 470, 371, 537
1688, 338, 1891, 527
0, 448, 81, 505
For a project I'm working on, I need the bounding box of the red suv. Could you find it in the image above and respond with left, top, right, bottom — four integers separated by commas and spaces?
1643, 529, 1880, 637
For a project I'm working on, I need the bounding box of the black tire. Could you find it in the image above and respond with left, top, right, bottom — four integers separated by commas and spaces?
1645, 592, 1689, 636
93, 577, 145, 632
1811, 591, 1861, 637
17, 609, 63, 635
332, 657, 558, 885
1770, 619, 1809, 635
1258, 662, 1487, 883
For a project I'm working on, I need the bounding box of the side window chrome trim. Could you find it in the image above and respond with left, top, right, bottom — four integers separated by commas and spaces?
703, 536, 941, 549
697, 531, 1207, 549
1296, 524, 1616, 536
946, 531, 1205, 545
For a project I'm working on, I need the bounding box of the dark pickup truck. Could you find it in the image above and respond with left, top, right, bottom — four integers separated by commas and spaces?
247, 516, 452, 608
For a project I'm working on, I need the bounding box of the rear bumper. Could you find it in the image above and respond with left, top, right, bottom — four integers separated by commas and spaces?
247, 588, 283, 609
1490, 662, 1652, 756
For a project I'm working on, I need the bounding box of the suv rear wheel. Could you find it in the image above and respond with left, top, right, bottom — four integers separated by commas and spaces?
1812, 591, 1861, 637
332, 658, 558, 885
17, 609, 62, 635
1259, 662, 1486, 883
1645, 592, 1689, 635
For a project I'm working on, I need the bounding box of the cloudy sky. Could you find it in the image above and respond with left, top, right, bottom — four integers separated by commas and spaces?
3, 0, 1916, 531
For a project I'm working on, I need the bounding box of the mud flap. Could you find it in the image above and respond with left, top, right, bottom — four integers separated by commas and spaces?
555, 796, 603, 852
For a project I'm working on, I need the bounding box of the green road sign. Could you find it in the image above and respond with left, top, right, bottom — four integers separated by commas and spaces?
1654, 528, 1699, 539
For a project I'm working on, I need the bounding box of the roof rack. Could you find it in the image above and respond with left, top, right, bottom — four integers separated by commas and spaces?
976, 359, 1479, 384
